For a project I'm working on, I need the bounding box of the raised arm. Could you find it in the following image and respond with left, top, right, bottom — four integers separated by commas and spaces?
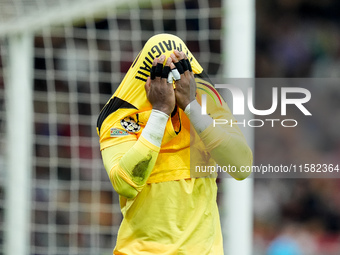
171, 50, 253, 180
101, 55, 175, 199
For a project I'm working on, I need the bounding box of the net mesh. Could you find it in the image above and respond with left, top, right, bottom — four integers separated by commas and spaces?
0, 0, 224, 254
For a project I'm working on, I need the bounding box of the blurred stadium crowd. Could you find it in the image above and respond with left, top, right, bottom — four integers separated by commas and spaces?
254, 0, 340, 254
0, 0, 340, 254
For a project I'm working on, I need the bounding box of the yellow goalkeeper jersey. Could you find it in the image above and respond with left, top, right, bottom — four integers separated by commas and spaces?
97, 34, 252, 255
113, 178, 223, 255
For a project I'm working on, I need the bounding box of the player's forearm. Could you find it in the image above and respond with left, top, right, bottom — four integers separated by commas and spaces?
199, 125, 253, 180
185, 100, 253, 180
102, 110, 169, 198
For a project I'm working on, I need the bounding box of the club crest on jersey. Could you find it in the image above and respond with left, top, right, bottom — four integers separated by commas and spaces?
110, 128, 129, 137
120, 117, 141, 133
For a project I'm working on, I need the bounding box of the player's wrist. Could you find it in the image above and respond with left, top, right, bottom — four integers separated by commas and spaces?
184, 99, 197, 115
141, 109, 169, 147
152, 105, 173, 116
151, 109, 170, 119
184, 100, 213, 134
177, 99, 192, 111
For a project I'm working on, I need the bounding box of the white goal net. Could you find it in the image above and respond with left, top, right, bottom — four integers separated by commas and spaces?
0, 0, 226, 254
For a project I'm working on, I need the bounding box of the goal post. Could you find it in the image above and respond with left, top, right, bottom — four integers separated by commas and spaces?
222, 0, 255, 255
4, 32, 34, 255
0, 0, 151, 37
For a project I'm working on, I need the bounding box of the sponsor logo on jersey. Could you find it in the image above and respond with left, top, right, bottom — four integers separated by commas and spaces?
110, 128, 129, 137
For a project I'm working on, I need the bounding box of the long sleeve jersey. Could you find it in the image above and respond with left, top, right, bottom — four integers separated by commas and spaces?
97, 34, 252, 255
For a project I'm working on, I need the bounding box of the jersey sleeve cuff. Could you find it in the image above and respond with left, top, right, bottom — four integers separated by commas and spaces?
139, 135, 161, 152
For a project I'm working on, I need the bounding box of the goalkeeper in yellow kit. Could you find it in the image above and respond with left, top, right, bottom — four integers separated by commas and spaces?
97, 34, 252, 255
